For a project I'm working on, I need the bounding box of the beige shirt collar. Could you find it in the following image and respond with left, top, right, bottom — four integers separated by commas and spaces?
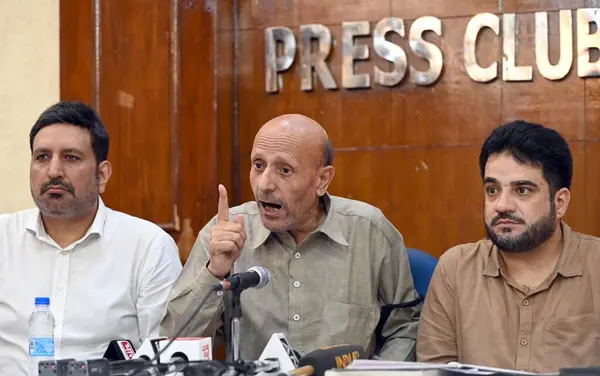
250, 192, 350, 249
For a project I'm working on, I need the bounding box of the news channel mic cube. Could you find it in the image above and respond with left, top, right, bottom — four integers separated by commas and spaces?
133, 337, 213, 363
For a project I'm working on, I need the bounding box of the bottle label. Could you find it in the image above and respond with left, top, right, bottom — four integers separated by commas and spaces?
29, 338, 54, 357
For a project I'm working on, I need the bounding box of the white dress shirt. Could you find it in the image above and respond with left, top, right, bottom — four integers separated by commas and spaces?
0, 197, 183, 375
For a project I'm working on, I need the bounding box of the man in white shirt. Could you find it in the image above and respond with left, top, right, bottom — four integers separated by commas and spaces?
0, 101, 182, 375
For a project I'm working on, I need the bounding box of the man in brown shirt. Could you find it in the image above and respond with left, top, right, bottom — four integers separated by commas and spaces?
161, 114, 420, 360
417, 120, 600, 373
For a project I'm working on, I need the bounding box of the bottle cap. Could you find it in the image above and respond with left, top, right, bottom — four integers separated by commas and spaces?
34, 297, 50, 305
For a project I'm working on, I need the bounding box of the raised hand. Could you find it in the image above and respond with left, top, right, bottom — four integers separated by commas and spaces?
207, 184, 246, 278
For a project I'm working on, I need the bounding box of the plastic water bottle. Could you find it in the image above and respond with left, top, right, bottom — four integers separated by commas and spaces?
28, 297, 55, 376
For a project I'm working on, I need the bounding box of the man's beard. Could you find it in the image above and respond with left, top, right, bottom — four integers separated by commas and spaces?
485, 202, 557, 253
32, 172, 100, 218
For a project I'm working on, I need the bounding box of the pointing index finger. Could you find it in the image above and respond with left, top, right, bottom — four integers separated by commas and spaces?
217, 184, 230, 221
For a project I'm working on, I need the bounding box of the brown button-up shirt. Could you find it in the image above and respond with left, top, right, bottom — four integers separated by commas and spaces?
417, 222, 600, 373
161, 194, 420, 361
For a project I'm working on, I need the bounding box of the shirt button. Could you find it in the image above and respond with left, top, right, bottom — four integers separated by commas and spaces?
293, 314, 300, 321
293, 281, 301, 288
57, 284, 64, 290
216, 291, 224, 296
294, 252, 301, 259
522, 299, 530, 306
520, 339, 528, 346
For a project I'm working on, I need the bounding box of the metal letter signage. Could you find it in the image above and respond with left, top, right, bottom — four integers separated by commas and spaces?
263, 8, 600, 93
464, 13, 500, 83
342, 21, 371, 89
299, 24, 337, 91
373, 17, 408, 87
535, 10, 573, 80
577, 8, 600, 77
409, 16, 444, 86
265, 27, 296, 93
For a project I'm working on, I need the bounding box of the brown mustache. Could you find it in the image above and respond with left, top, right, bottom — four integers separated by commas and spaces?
41, 179, 74, 194
491, 213, 525, 226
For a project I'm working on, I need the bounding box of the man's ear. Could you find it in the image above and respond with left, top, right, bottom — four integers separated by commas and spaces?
554, 187, 570, 219
97, 160, 112, 194
316, 166, 335, 196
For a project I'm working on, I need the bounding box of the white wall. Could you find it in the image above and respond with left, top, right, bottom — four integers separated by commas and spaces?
0, 0, 59, 212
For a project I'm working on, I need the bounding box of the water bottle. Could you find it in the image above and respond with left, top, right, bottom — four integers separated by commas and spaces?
28, 297, 55, 376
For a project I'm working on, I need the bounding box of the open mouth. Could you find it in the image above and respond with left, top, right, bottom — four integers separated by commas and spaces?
260, 201, 282, 213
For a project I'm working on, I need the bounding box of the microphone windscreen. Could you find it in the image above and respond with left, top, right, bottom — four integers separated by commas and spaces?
103, 339, 137, 361
297, 345, 365, 376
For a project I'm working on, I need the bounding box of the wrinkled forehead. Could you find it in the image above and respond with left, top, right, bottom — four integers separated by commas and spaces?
252, 128, 321, 167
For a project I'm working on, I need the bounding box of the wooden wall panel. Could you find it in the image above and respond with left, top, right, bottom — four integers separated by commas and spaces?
397, 17, 501, 147
61, 0, 220, 259
329, 147, 487, 252
222, 1, 600, 259
500, 12, 586, 141
99, 0, 175, 227
61, 0, 600, 262
298, 0, 389, 25
60, 0, 94, 103
238, 0, 299, 30
216, 30, 235, 201
217, 0, 233, 31
585, 79, 600, 140
391, 0, 498, 19
503, 0, 587, 12
177, 0, 218, 258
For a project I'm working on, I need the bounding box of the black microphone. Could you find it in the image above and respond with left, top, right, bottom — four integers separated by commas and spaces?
214, 266, 271, 291
297, 345, 366, 376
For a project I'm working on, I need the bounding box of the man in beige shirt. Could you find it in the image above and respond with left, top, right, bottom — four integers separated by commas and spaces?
161, 114, 420, 360
417, 120, 600, 373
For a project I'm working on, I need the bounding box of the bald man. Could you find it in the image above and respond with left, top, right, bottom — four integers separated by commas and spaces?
161, 114, 420, 361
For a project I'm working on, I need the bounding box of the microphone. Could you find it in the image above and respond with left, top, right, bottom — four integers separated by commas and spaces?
297, 345, 365, 376
103, 339, 136, 361
133, 337, 212, 363
259, 333, 301, 372
214, 266, 271, 292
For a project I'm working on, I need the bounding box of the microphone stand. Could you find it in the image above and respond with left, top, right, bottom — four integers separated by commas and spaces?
222, 266, 271, 365
229, 289, 243, 362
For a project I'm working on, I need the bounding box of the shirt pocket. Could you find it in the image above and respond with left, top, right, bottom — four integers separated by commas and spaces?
543, 313, 600, 368
320, 300, 379, 349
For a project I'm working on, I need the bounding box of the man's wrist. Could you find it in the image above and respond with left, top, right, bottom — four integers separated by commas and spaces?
206, 262, 228, 279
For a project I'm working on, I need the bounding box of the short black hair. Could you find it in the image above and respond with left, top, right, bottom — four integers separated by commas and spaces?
323, 139, 334, 166
29, 101, 109, 164
479, 120, 573, 194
